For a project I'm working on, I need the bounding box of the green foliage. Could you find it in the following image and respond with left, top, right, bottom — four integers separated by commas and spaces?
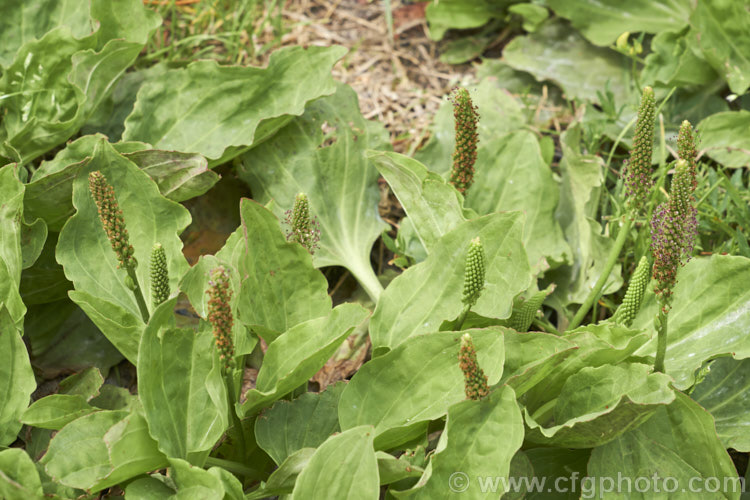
5, 1, 750, 496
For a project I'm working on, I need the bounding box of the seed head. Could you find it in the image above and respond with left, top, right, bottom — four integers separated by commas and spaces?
448, 87, 479, 195
285, 193, 321, 255
509, 285, 554, 332
150, 243, 170, 307
89, 171, 135, 269
458, 333, 489, 400
207, 266, 235, 370
650, 160, 697, 311
462, 237, 486, 308
624, 87, 656, 213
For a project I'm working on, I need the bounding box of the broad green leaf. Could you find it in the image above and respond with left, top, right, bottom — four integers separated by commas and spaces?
25, 135, 214, 231
369, 151, 465, 253
523, 323, 651, 411
465, 130, 570, 268
238, 83, 390, 301
509, 4, 549, 32
0, 306, 36, 446
692, 0, 750, 95
0, 1, 90, 66
168, 458, 224, 500
20, 233, 71, 305
123, 149, 219, 202
255, 382, 344, 465
503, 19, 631, 105
425, 0, 513, 41
58, 366, 105, 399
339, 329, 505, 448
245, 448, 316, 500
377, 452, 424, 485
207, 468, 244, 500
525, 363, 674, 448
241, 303, 369, 416
587, 392, 740, 500
21, 395, 96, 430
546, 125, 622, 307
20, 217, 47, 270
632, 255, 750, 390
398, 386, 523, 499
0, 0, 160, 164
125, 475, 177, 499
291, 426, 379, 500
57, 138, 191, 327
642, 29, 719, 88
0, 165, 26, 326
93, 410, 168, 491
0, 448, 43, 500
235, 199, 331, 337
500, 331, 577, 397
370, 212, 530, 351
546, 0, 691, 46
42, 410, 128, 489
68, 290, 142, 365
524, 448, 590, 500
24, 300, 122, 377
137, 300, 228, 460
122, 46, 346, 163
698, 111, 750, 169
692, 357, 750, 452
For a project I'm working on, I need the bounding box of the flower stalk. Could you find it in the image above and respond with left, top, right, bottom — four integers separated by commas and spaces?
89, 171, 149, 323
568, 87, 655, 331
651, 159, 697, 372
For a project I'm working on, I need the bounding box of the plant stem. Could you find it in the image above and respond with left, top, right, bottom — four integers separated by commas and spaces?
654, 308, 668, 373
125, 265, 150, 323
568, 216, 633, 331
225, 370, 247, 462
530, 397, 557, 423
204, 457, 262, 480
455, 305, 471, 330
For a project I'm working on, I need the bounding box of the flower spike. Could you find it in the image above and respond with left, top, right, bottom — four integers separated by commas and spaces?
650, 159, 697, 311
448, 87, 479, 195
89, 171, 135, 269
677, 120, 697, 191
459, 333, 489, 400
207, 267, 235, 371
624, 87, 656, 213
612, 256, 650, 326
462, 237, 486, 308
285, 193, 321, 255
150, 243, 170, 307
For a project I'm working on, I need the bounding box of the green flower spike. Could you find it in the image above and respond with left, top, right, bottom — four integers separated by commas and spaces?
509, 285, 554, 332
89, 171, 135, 269
459, 333, 489, 401
207, 267, 235, 371
624, 86, 656, 213
612, 256, 650, 327
285, 192, 321, 255
462, 237, 486, 308
448, 87, 479, 195
150, 243, 170, 307
677, 120, 697, 191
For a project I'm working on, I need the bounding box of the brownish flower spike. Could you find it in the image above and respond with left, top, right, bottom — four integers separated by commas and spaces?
448, 87, 479, 195
207, 266, 235, 371
458, 333, 489, 400
89, 171, 134, 269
